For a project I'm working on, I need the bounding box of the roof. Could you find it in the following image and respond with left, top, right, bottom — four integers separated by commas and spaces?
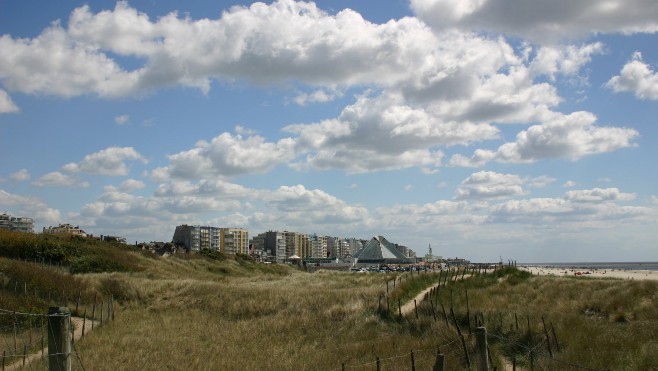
353, 236, 410, 262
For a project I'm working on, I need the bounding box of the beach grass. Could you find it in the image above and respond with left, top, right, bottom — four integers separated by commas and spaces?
1, 235, 657, 370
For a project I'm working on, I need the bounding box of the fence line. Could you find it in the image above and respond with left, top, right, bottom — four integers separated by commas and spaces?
377, 268, 611, 371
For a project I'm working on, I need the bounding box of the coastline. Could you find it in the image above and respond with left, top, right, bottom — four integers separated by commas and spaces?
519, 265, 658, 281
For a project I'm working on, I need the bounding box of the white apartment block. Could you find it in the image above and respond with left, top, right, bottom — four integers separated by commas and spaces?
0, 213, 34, 233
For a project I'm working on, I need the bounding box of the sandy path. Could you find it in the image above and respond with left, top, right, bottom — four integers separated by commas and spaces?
5, 316, 98, 370
400, 283, 440, 316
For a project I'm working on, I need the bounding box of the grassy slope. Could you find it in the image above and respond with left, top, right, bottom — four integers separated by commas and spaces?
1, 233, 657, 370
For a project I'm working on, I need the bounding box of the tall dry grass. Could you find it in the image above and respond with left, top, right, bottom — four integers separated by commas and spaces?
3, 251, 657, 370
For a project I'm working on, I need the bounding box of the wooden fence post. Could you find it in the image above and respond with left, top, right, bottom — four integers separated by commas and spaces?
48, 306, 71, 371
460, 334, 471, 369
475, 327, 489, 371
410, 349, 416, 371
541, 317, 553, 358
433, 347, 445, 371
550, 322, 560, 352
466, 290, 472, 334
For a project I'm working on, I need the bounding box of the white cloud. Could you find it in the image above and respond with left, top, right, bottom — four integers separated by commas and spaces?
456, 171, 526, 200
118, 179, 145, 192
263, 184, 368, 226
448, 149, 495, 168
10, 169, 30, 182
115, 114, 129, 125
32, 172, 91, 188
494, 111, 638, 163
529, 43, 604, 80
0, 89, 19, 113
564, 188, 636, 203
563, 180, 578, 188
62, 147, 148, 176
606, 52, 658, 100
410, 0, 658, 43
165, 132, 296, 179
293, 88, 343, 105
285, 92, 496, 173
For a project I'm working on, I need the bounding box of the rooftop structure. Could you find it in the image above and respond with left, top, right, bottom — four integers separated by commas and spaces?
352, 235, 413, 265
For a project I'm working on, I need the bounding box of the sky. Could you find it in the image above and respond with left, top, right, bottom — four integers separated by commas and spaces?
1, 0, 658, 263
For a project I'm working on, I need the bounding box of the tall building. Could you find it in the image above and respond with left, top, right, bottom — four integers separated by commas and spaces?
220, 228, 248, 255
309, 234, 328, 258
283, 231, 311, 258
172, 225, 220, 251
0, 213, 34, 233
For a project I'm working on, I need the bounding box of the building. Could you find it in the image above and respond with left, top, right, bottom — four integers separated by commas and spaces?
172, 225, 248, 254
352, 235, 414, 265
0, 213, 34, 233
172, 225, 219, 251
42, 224, 87, 237
220, 228, 249, 255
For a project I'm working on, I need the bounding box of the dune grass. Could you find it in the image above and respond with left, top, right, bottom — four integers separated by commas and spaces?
2, 240, 657, 370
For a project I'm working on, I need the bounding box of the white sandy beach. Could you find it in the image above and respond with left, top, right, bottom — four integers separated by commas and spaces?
519, 266, 658, 281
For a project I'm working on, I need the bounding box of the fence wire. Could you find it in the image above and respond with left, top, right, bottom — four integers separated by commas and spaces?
0, 307, 99, 371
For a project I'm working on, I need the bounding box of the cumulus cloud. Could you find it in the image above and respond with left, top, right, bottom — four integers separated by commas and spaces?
606, 52, 658, 100
285, 92, 496, 173
264, 184, 368, 225
163, 132, 296, 179
564, 187, 636, 203
62, 147, 148, 176
494, 111, 638, 163
118, 179, 145, 192
293, 88, 343, 105
0, 89, 19, 113
456, 171, 526, 200
529, 43, 604, 80
410, 0, 658, 42
10, 169, 30, 181
32, 172, 91, 188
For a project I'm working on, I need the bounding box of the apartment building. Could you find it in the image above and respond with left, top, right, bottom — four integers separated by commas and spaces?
220, 228, 248, 255
0, 213, 34, 233
172, 225, 248, 254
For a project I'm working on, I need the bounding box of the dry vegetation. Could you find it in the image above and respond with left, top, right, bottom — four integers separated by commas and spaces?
1, 232, 657, 370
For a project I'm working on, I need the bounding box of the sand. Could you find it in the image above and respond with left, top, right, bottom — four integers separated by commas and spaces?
519, 266, 658, 281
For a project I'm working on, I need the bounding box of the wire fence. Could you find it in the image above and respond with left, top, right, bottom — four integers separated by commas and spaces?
372, 267, 611, 371
0, 300, 113, 371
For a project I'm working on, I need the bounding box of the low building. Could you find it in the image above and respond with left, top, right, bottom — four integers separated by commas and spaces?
0, 213, 34, 233
42, 223, 87, 237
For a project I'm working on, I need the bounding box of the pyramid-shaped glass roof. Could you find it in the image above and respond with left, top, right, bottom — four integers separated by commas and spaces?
353, 235, 410, 262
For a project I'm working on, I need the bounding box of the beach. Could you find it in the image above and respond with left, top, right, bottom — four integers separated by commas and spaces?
520, 265, 658, 281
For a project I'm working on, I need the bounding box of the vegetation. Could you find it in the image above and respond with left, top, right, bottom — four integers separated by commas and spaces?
1, 232, 657, 370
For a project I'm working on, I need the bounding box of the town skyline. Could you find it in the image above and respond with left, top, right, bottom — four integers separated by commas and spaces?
2, 1, 658, 263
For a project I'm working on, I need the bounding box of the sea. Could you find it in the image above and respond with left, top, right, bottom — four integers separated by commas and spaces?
522, 262, 658, 271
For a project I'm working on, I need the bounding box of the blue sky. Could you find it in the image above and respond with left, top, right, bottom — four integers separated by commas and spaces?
1, 0, 658, 262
